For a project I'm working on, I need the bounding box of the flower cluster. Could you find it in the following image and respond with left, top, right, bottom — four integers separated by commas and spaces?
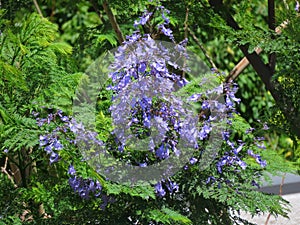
154, 178, 179, 197
68, 165, 102, 199
36, 110, 106, 200
219, 82, 266, 174
185, 77, 267, 190
37, 110, 67, 164
247, 149, 267, 167
133, 5, 174, 41
36, 110, 104, 165
107, 5, 198, 168
106, 3, 269, 196
216, 129, 247, 174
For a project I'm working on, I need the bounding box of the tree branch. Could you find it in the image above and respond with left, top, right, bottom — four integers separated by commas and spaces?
1, 157, 17, 188
33, 0, 43, 17
182, 7, 189, 78
184, 7, 189, 40
209, 0, 300, 137
268, 0, 276, 73
264, 173, 286, 225
209, 0, 276, 97
188, 28, 218, 71
102, 0, 125, 44
226, 20, 289, 82
89, 0, 105, 24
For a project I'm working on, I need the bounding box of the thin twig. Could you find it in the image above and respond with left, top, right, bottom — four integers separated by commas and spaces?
282, 0, 289, 10
50, 0, 55, 22
264, 173, 286, 225
268, 0, 276, 73
279, 173, 286, 196
1, 157, 17, 188
102, 0, 125, 44
33, 0, 43, 17
264, 214, 271, 225
184, 7, 189, 40
182, 7, 189, 78
89, 0, 105, 24
188, 27, 218, 71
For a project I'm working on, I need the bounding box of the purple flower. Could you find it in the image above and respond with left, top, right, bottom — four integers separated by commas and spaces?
156, 144, 169, 159
47, 113, 54, 124
222, 131, 230, 141
176, 78, 188, 87
217, 154, 247, 173
259, 159, 267, 167
189, 157, 198, 165
79, 188, 90, 199
255, 142, 266, 149
213, 85, 223, 95
138, 62, 147, 73
245, 127, 255, 134
37, 118, 47, 126
44, 144, 53, 154
198, 124, 211, 140
233, 143, 244, 155
68, 165, 76, 176
161, 12, 170, 24
247, 150, 267, 168
60, 116, 69, 122
255, 136, 265, 141
69, 176, 80, 190
154, 181, 166, 197
236, 159, 247, 170
53, 140, 63, 150
158, 24, 173, 37
296, 1, 300, 12
217, 157, 227, 173
126, 32, 141, 43
188, 93, 202, 102
3, 149, 8, 153
68, 175, 103, 200
201, 101, 210, 110
226, 140, 235, 149
262, 123, 269, 130
165, 179, 179, 193
49, 152, 59, 164
139, 162, 147, 167
206, 176, 216, 184
69, 119, 84, 134
134, 11, 153, 27
151, 60, 167, 73
251, 180, 260, 188
225, 96, 233, 108
32, 111, 39, 117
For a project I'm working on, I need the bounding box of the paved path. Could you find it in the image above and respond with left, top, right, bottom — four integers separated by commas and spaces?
240, 193, 300, 225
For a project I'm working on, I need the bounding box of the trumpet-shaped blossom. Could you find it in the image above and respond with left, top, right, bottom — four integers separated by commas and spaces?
68, 165, 102, 199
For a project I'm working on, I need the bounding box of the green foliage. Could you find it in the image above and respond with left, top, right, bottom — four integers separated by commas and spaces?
0, 12, 82, 157
105, 182, 155, 200
0, 10, 85, 223
146, 207, 192, 225
0, 1, 299, 224
0, 173, 23, 224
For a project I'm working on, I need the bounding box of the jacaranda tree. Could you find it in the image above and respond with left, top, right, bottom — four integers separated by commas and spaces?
0, 0, 299, 224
